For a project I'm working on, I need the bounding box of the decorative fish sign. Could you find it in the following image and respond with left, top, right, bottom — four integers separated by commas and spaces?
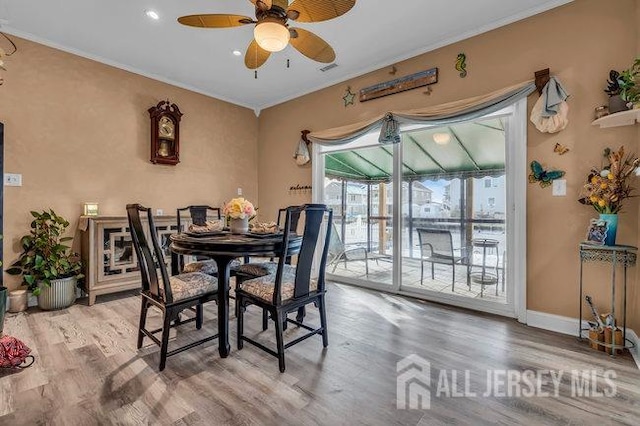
455, 53, 467, 78
528, 160, 565, 188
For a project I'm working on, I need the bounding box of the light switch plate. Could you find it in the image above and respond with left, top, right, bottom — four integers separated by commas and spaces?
156, 209, 164, 216
237, 187, 243, 195
552, 179, 566, 196
4, 173, 22, 186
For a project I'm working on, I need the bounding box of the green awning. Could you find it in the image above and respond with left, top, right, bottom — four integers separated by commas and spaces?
325, 118, 506, 182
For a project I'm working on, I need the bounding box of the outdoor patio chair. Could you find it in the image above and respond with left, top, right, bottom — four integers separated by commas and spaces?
326, 222, 371, 275
416, 228, 464, 290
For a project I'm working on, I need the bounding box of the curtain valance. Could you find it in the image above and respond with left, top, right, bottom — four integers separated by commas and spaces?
308, 80, 537, 146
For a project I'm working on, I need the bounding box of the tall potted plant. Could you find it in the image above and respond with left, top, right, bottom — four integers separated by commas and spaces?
6, 210, 83, 310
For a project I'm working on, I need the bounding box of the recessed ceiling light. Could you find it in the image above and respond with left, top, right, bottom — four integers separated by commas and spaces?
433, 132, 451, 145
232, 50, 242, 56
145, 10, 160, 20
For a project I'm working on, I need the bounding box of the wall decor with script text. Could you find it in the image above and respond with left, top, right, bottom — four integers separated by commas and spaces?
359, 68, 438, 102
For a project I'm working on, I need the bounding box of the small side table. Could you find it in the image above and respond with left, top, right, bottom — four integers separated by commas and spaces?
578, 243, 637, 356
467, 238, 500, 297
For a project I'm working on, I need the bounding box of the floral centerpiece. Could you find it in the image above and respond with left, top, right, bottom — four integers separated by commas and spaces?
579, 146, 640, 245
223, 197, 255, 233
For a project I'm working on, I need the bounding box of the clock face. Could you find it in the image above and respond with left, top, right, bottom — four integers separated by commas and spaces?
158, 116, 175, 139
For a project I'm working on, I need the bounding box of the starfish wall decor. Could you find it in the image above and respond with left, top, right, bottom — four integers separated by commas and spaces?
343, 86, 355, 107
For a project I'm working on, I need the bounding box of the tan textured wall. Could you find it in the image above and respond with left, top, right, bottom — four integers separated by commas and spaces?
257, 0, 640, 330
0, 37, 259, 290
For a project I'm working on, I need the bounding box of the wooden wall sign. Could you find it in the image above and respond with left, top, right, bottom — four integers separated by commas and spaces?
359, 68, 438, 102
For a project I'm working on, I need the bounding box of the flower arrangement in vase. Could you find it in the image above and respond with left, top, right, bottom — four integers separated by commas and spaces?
223, 197, 256, 233
579, 146, 640, 245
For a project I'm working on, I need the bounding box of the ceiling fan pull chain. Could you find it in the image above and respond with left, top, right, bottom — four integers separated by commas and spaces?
287, 59, 290, 68
254, 70, 258, 79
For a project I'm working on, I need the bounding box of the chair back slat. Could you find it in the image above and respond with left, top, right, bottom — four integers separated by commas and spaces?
417, 228, 454, 257
127, 204, 173, 303
177, 205, 221, 231
277, 207, 301, 232
176, 205, 222, 268
315, 208, 333, 292
272, 204, 332, 304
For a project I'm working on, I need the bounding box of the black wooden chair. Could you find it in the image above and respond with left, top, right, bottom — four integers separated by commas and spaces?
234, 207, 302, 329
236, 204, 332, 372
176, 205, 240, 276
127, 204, 220, 371
233, 207, 301, 278
416, 228, 464, 290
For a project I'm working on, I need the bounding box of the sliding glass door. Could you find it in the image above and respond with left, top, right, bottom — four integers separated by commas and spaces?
314, 102, 526, 318
323, 142, 395, 287
400, 118, 507, 305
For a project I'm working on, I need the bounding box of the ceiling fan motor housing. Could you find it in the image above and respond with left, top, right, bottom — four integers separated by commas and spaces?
255, 3, 289, 22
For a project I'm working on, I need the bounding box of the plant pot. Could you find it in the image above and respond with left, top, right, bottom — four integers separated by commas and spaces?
608, 95, 628, 114
229, 217, 249, 234
599, 213, 618, 246
37, 277, 77, 310
8, 289, 28, 313
0, 287, 7, 335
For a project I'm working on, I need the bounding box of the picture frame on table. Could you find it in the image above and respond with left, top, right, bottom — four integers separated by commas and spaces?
584, 218, 608, 245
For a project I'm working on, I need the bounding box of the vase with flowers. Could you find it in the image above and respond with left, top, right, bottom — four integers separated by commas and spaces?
223, 197, 256, 233
579, 146, 640, 245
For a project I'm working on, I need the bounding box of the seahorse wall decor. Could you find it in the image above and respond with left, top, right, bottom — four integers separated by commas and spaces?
455, 53, 467, 78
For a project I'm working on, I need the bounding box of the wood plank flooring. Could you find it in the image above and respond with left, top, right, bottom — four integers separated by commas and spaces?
1, 283, 639, 425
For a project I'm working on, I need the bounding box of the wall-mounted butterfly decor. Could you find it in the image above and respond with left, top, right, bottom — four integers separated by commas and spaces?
529, 160, 565, 188
554, 142, 570, 155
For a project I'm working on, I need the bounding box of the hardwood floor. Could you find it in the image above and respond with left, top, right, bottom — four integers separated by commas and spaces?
1, 283, 639, 425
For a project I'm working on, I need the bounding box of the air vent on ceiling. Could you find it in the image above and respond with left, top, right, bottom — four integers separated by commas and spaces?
319, 63, 338, 72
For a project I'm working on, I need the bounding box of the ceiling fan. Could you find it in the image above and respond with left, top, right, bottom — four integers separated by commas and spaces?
178, 0, 356, 69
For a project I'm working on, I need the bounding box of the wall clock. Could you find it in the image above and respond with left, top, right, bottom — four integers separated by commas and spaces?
148, 100, 183, 165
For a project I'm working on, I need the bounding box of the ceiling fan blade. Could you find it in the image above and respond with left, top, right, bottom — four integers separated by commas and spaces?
177, 14, 253, 28
245, 39, 271, 69
287, 0, 356, 23
249, 0, 273, 11
289, 27, 335, 63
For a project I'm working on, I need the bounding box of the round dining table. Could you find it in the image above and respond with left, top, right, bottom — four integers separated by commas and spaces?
169, 231, 301, 358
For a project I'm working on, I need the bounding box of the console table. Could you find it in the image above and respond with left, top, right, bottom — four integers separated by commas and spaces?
578, 243, 637, 355
79, 215, 178, 305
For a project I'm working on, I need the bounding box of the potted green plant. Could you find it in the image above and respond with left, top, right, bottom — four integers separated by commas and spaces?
617, 58, 640, 108
604, 70, 627, 113
6, 210, 83, 310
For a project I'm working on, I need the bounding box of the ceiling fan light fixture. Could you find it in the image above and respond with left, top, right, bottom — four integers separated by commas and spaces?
254, 20, 290, 52
433, 132, 451, 145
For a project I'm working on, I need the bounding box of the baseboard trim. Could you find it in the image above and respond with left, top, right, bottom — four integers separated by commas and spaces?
527, 310, 639, 369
